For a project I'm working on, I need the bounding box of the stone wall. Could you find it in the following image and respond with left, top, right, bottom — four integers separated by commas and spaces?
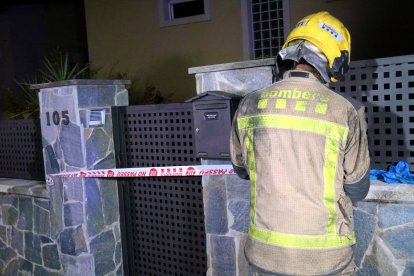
0, 80, 129, 275
0, 182, 123, 276
354, 182, 414, 276
202, 160, 251, 276
0, 192, 57, 275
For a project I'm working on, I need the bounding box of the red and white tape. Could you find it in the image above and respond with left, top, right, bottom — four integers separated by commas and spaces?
46, 164, 235, 185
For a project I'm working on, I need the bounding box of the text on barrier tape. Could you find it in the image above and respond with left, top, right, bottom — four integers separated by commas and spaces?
46, 164, 235, 185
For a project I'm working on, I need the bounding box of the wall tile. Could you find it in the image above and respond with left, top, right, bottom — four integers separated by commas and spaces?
205, 184, 228, 234
63, 202, 84, 227
34, 205, 50, 236
90, 230, 116, 276
60, 123, 84, 168
2, 205, 18, 226
353, 209, 376, 266
85, 178, 105, 237
229, 200, 249, 233
17, 197, 33, 231
58, 225, 87, 256
378, 204, 414, 229
43, 244, 61, 270
382, 227, 414, 258
24, 232, 42, 264
210, 235, 236, 276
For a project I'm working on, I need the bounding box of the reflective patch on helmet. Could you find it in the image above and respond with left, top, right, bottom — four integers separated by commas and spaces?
296, 19, 308, 27
318, 22, 343, 41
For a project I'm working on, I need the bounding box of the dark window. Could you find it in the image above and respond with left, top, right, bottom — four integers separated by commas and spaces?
160, 0, 209, 26
170, 0, 204, 19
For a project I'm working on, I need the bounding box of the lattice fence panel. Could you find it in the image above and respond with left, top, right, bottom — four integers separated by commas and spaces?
0, 119, 44, 180
331, 55, 414, 169
116, 103, 206, 276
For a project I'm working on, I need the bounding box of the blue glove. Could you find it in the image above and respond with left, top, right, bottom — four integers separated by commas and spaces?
370, 161, 414, 184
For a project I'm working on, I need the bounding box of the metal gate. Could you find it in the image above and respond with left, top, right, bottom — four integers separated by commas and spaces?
113, 103, 207, 276
0, 119, 44, 180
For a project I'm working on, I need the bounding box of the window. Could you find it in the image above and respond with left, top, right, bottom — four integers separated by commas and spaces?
159, 0, 211, 27
244, 0, 290, 59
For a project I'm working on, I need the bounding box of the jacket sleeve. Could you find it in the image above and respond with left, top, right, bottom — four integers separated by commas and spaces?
343, 106, 371, 203
230, 108, 249, 180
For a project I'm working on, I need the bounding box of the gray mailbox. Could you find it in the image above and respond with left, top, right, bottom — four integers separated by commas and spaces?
186, 91, 242, 159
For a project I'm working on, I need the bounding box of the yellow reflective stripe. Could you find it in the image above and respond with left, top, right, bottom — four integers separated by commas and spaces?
249, 224, 356, 249
325, 137, 340, 234
245, 129, 257, 223
238, 114, 351, 249
237, 114, 348, 141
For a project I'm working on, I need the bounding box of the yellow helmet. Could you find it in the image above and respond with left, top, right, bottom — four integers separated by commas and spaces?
281, 11, 351, 82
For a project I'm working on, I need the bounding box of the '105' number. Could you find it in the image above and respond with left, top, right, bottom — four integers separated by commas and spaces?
46, 111, 69, 126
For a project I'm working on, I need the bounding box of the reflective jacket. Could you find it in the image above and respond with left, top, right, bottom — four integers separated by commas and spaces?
230, 70, 370, 275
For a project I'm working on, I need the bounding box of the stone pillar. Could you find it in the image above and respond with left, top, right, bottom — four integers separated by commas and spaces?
189, 59, 275, 276
33, 79, 130, 275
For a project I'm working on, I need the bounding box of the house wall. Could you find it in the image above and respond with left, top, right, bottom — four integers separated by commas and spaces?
84, 0, 414, 103
84, 0, 245, 103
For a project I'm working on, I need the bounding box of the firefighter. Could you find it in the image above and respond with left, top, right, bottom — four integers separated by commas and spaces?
230, 11, 370, 275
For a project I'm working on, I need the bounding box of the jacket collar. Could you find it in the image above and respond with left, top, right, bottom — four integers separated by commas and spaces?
283, 69, 320, 81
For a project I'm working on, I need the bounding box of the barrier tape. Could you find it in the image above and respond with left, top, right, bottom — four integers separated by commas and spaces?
46, 164, 236, 186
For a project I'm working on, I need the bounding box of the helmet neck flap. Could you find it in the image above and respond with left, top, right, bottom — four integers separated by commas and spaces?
278, 40, 330, 83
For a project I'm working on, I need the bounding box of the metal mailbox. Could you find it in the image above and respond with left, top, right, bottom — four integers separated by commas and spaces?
186, 91, 242, 159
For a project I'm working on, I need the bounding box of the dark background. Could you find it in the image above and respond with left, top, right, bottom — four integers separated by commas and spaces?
0, 0, 88, 96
